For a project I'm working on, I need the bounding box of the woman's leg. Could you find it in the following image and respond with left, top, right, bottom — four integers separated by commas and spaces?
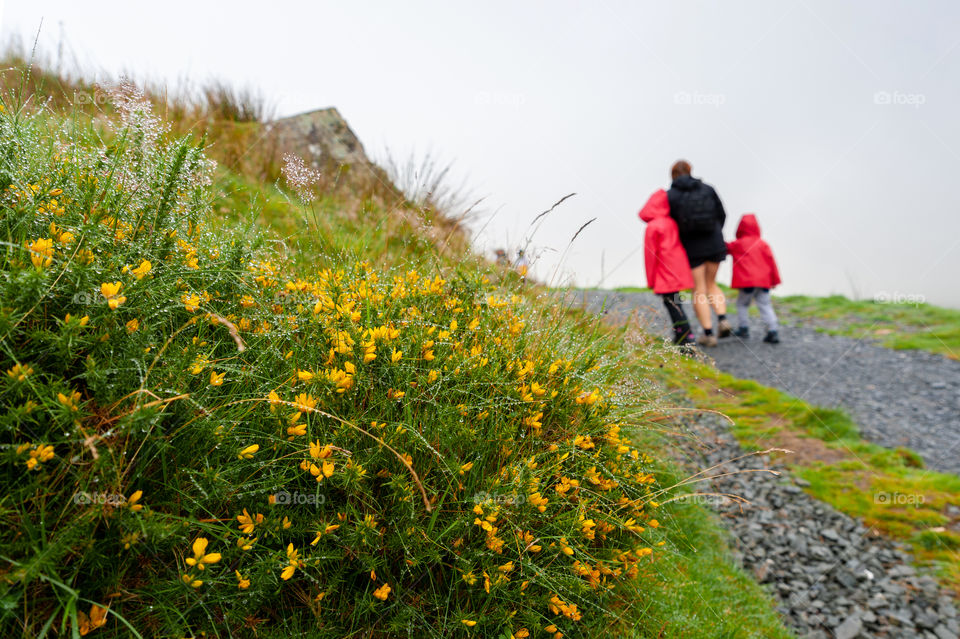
690, 265, 712, 331
703, 261, 727, 316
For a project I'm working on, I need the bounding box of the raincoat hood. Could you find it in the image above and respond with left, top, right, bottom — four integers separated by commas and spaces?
727, 213, 781, 289
736, 214, 761, 239
638, 189, 670, 222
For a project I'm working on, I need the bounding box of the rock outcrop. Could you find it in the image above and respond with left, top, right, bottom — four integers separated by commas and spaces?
269, 107, 371, 166
266, 108, 399, 199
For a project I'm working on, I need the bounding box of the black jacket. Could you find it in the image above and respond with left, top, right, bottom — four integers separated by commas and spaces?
667, 175, 728, 262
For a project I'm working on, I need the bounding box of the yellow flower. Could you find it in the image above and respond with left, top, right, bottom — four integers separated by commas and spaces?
127, 490, 144, 512
372, 582, 392, 601
77, 603, 108, 636
182, 293, 200, 312
575, 388, 601, 406
131, 260, 152, 279
125, 318, 140, 333
461, 619, 477, 627
22, 443, 55, 470
237, 536, 257, 551
121, 531, 140, 550
267, 390, 283, 412
209, 371, 226, 386
391, 349, 402, 363
189, 356, 208, 375
528, 492, 548, 513
240, 294, 256, 308
57, 390, 82, 411
100, 282, 126, 310
287, 422, 307, 437
235, 570, 251, 589
459, 462, 474, 475
181, 573, 203, 588
6, 363, 34, 382
237, 508, 264, 533
184, 537, 221, 571
64, 313, 90, 327
26, 237, 54, 268
361, 339, 376, 363
238, 444, 259, 460
281, 543, 301, 580
309, 441, 333, 460
308, 460, 335, 482
297, 369, 315, 382
294, 392, 317, 411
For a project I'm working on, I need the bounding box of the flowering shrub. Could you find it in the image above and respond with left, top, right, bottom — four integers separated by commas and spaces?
0, 93, 665, 637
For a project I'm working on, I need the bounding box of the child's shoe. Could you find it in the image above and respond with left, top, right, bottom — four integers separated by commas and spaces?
734, 326, 749, 338
717, 319, 733, 338
763, 330, 780, 344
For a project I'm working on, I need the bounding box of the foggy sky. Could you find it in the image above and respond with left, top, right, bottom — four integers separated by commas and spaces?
3, 1, 959, 307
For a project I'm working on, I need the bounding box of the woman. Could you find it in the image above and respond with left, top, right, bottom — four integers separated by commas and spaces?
667, 160, 732, 346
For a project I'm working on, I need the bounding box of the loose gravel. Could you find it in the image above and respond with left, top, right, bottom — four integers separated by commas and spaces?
687, 411, 959, 639
570, 289, 960, 475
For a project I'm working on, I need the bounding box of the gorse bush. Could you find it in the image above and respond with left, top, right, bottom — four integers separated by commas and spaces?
0, 86, 666, 637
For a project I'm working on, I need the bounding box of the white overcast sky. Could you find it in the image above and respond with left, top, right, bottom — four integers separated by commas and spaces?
3, 1, 960, 307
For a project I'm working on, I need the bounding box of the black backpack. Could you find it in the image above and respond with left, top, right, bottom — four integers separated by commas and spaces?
673, 182, 718, 234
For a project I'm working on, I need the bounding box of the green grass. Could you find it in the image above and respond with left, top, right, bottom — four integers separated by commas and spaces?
778, 294, 960, 359
659, 357, 960, 592
626, 494, 794, 638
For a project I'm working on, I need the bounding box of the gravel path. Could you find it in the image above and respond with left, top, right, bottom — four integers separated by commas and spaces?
685, 411, 959, 639
570, 289, 960, 476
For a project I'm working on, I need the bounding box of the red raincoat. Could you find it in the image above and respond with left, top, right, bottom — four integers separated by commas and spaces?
638, 190, 694, 294
726, 214, 781, 289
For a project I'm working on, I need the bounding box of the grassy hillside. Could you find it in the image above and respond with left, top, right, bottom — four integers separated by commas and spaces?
777, 294, 960, 360
0, 61, 795, 638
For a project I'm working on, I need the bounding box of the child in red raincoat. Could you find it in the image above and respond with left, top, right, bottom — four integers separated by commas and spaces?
726, 213, 782, 343
638, 189, 695, 345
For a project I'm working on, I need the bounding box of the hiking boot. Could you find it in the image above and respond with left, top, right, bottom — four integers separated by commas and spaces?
697, 334, 718, 347
717, 319, 733, 338
763, 330, 780, 344
734, 326, 749, 338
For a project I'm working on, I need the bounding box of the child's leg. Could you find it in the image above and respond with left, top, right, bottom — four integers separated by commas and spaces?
736, 288, 755, 329
755, 288, 779, 332
662, 292, 692, 342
